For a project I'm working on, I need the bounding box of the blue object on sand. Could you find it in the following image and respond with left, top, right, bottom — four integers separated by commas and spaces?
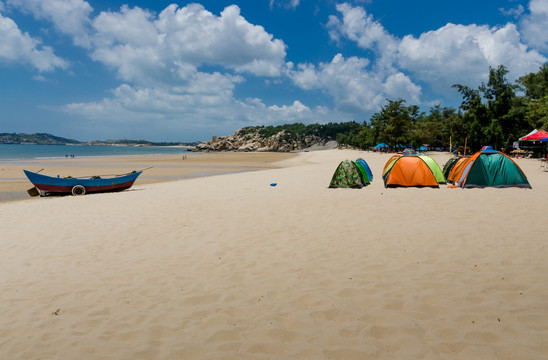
270, 183, 277, 186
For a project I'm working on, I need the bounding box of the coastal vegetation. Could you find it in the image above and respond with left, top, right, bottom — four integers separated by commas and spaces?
335, 64, 548, 152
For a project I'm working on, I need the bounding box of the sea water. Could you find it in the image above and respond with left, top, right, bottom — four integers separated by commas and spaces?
0, 144, 189, 161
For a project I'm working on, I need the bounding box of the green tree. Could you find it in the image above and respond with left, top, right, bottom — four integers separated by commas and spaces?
452, 83, 488, 151
453, 65, 524, 151
518, 63, 548, 130
370, 99, 415, 146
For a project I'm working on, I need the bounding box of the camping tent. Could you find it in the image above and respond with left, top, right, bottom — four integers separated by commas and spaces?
383, 154, 403, 174
356, 158, 373, 181
382, 155, 440, 188
443, 157, 461, 179
447, 148, 531, 188
329, 160, 371, 188
446, 157, 469, 183
417, 155, 446, 184
373, 143, 389, 149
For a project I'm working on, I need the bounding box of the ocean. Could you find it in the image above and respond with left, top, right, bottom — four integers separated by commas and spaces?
0, 144, 189, 161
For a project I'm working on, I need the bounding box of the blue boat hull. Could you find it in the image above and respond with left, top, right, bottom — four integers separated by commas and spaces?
24, 170, 142, 196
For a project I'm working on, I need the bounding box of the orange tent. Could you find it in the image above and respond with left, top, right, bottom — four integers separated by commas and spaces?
446, 156, 469, 183
383, 155, 439, 188
383, 154, 402, 173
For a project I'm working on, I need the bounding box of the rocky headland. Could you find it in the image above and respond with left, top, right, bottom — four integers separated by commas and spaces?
195, 128, 338, 152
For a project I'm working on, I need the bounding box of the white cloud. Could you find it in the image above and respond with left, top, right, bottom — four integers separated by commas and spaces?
383, 73, 422, 104
156, 4, 286, 76
269, 0, 300, 10
0, 12, 68, 71
88, 3, 286, 86
6, 0, 93, 47
63, 83, 338, 140
289, 54, 421, 114
499, 4, 525, 18
269, 100, 310, 113
328, 3, 547, 99
520, 0, 548, 51
327, 2, 398, 70
398, 23, 546, 91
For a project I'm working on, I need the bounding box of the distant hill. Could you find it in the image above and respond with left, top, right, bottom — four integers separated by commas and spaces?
0, 133, 198, 147
0, 133, 80, 145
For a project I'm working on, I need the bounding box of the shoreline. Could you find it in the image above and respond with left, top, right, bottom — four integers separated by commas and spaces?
0, 152, 298, 203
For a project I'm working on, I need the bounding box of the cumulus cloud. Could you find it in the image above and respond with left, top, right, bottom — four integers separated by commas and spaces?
288, 54, 421, 113
520, 0, 548, 51
89, 3, 286, 86
6, 0, 93, 47
327, 3, 397, 55
64, 83, 339, 140
327, 2, 546, 99
0, 12, 68, 71
398, 22, 546, 91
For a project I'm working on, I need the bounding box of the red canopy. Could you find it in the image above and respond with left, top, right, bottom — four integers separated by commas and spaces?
520, 129, 548, 141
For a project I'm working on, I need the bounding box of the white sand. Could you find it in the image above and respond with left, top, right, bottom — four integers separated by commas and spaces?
1, 149, 547, 359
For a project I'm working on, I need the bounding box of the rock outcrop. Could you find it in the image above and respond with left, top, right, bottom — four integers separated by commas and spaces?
195, 128, 336, 152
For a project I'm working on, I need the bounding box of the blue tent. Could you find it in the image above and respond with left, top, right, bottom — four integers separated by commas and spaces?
481, 146, 499, 154
356, 158, 373, 180
374, 143, 389, 148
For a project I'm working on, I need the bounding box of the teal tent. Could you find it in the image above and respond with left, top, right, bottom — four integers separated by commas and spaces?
448, 149, 531, 188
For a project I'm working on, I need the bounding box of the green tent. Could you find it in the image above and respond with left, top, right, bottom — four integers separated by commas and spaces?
418, 155, 446, 184
442, 156, 461, 179
329, 160, 371, 188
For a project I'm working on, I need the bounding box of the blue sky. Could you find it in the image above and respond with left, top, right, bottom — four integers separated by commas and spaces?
1, 0, 547, 142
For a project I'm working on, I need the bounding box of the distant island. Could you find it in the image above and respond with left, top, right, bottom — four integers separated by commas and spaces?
0, 133, 198, 147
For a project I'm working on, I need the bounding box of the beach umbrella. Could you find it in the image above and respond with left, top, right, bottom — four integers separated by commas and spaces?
374, 143, 389, 148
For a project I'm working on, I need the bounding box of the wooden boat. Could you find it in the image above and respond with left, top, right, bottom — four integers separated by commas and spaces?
24, 169, 144, 196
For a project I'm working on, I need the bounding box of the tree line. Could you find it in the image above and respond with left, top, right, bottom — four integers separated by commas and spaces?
245, 63, 547, 153
338, 64, 548, 152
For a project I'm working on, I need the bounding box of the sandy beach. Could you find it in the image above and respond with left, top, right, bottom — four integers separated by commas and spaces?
1, 149, 547, 359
